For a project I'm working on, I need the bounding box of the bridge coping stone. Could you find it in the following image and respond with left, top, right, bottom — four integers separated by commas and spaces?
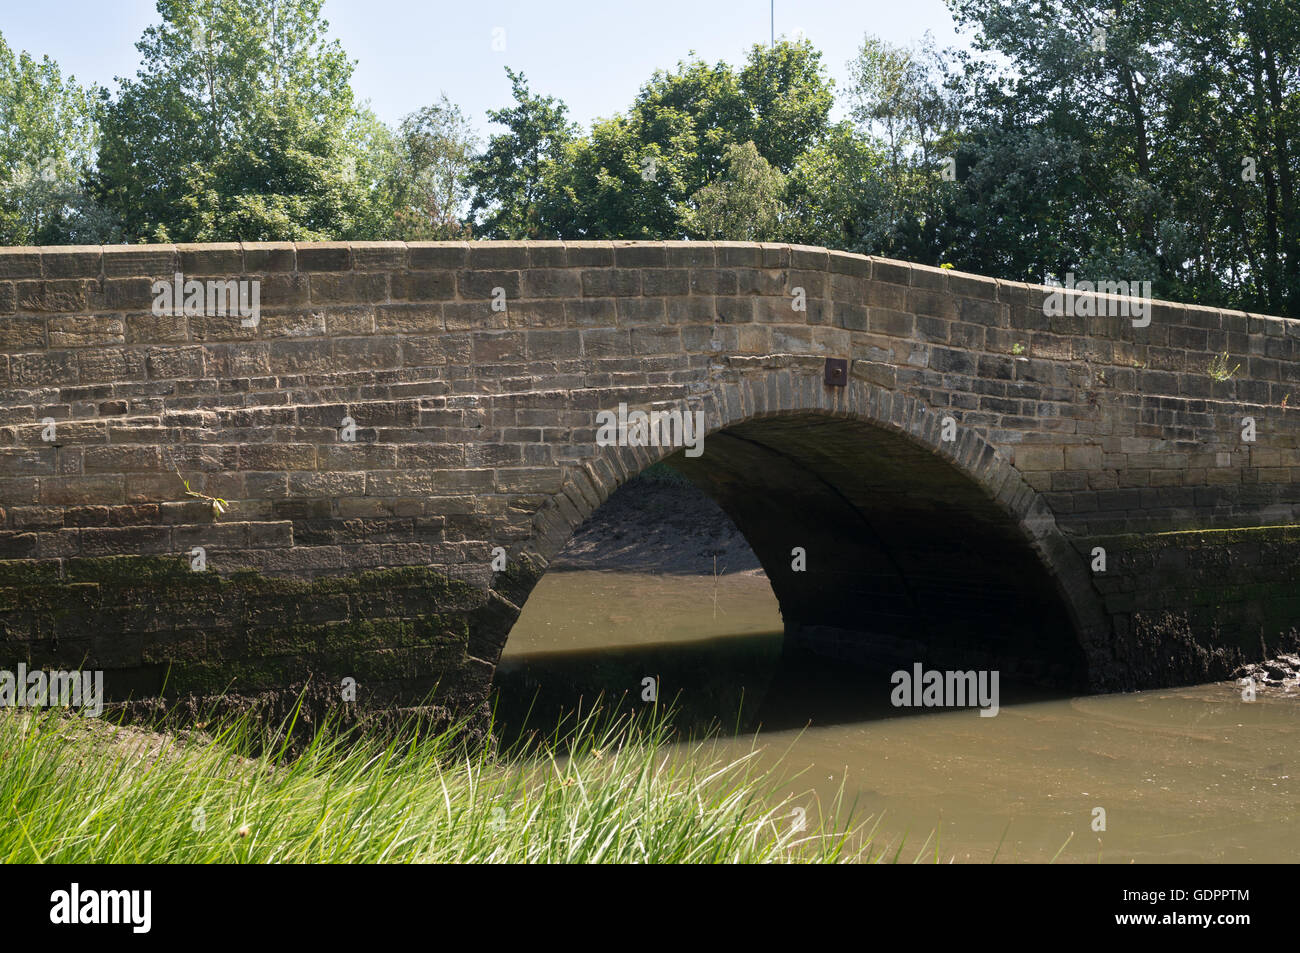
0, 240, 1290, 333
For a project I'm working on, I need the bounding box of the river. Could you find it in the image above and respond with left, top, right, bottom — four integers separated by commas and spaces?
493, 568, 1300, 863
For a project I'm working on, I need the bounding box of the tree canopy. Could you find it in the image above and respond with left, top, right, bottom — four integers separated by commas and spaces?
1, 0, 1298, 317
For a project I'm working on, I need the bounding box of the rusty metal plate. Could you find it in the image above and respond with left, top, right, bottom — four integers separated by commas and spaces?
824, 358, 848, 387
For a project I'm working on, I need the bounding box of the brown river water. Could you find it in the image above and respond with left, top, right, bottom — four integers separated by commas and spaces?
493, 569, 1300, 863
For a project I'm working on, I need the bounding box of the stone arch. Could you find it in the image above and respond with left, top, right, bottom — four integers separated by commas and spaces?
483, 366, 1113, 690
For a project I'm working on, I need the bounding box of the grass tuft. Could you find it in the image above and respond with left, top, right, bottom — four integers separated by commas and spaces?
0, 697, 888, 864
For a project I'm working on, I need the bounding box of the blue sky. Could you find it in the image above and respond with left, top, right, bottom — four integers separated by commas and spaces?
1, 0, 967, 134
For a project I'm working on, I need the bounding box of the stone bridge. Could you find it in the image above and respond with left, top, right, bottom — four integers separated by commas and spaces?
1, 240, 1298, 718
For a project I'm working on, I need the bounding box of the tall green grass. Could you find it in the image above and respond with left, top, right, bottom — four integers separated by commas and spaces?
1, 700, 880, 863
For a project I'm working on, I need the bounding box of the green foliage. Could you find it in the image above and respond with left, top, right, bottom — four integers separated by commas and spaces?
829, 33, 963, 261
687, 140, 788, 241
736, 39, 836, 173
94, 0, 362, 242
0, 31, 113, 244
946, 0, 1300, 314
173, 96, 370, 241
786, 122, 885, 249
478, 39, 835, 241
625, 40, 834, 236
0, 703, 882, 863
383, 96, 478, 240
848, 33, 958, 171
467, 68, 576, 239
629, 54, 748, 204
536, 114, 681, 239
174, 466, 229, 518
339, 105, 406, 240
1, 1, 1298, 321
1207, 351, 1241, 382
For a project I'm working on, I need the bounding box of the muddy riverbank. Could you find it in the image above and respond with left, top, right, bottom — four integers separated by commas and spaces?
550, 464, 762, 576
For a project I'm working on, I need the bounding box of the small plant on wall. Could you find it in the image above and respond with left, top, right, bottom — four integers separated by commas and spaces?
1207, 351, 1241, 381
174, 466, 230, 519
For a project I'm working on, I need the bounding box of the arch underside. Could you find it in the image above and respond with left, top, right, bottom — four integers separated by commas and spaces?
507, 404, 1094, 690
662, 414, 1089, 687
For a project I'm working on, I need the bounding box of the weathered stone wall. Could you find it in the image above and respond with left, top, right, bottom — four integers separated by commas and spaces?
1073, 527, 1300, 686
0, 240, 1296, 714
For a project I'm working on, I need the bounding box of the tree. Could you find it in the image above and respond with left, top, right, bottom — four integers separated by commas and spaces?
629, 54, 745, 205
737, 38, 835, 172
628, 40, 832, 210
786, 122, 888, 251
0, 31, 112, 244
467, 68, 576, 238
526, 39, 834, 241
94, 0, 361, 242
540, 115, 683, 239
172, 95, 370, 241
1154, 0, 1300, 312
945, 0, 1166, 286
383, 96, 478, 240
687, 140, 787, 241
835, 33, 963, 262
944, 0, 1300, 315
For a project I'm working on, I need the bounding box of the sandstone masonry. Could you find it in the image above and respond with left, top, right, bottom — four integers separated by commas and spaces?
0, 240, 1296, 717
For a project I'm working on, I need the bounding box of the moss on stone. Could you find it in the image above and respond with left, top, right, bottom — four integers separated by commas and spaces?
0, 560, 64, 585
1091, 524, 1300, 550
0, 555, 487, 712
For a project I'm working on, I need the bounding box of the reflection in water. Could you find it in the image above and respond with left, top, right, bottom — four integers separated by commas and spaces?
492, 569, 1300, 863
